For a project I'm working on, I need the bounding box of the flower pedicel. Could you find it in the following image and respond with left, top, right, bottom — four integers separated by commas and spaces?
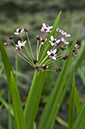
4, 23, 79, 73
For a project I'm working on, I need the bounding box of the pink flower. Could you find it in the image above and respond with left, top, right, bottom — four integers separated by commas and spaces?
56, 28, 71, 37
14, 28, 24, 35
56, 28, 62, 34
16, 40, 26, 50
47, 49, 57, 60
61, 37, 69, 44
41, 38, 47, 44
49, 36, 60, 46
61, 31, 71, 37
41, 23, 53, 33
4, 40, 10, 45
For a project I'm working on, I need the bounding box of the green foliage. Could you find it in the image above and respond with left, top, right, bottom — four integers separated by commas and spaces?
24, 11, 62, 129
68, 74, 76, 129
0, 12, 85, 129
72, 99, 85, 129
37, 15, 85, 129
0, 40, 27, 129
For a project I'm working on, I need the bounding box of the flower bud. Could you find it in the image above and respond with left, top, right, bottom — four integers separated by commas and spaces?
4, 40, 10, 45
56, 67, 61, 72
33, 60, 38, 64
60, 45, 66, 50
42, 64, 48, 70
9, 34, 13, 39
63, 55, 68, 60
73, 52, 77, 57
36, 35, 40, 40
24, 27, 28, 32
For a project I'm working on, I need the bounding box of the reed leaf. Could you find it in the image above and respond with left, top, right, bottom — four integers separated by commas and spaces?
72, 100, 85, 129
39, 11, 62, 63
68, 74, 76, 129
0, 41, 27, 129
38, 15, 85, 129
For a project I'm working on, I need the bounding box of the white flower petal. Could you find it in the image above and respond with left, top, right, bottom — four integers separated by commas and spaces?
51, 43, 55, 46
14, 32, 19, 35
49, 26, 53, 29
52, 56, 56, 60
53, 49, 57, 54
64, 42, 69, 44
51, 36, 54, 41
21, 29, 24, 33
47, 51, 51, 55
42, 23, 46, 27
16, 28, 19, 32
56, 39, 60, 43
66, 34, 71, 37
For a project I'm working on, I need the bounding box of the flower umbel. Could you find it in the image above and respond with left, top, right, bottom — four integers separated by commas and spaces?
4, 22, 79, 73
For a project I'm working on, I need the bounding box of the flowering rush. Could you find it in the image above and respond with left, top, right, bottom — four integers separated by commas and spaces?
4, 23, 79, 73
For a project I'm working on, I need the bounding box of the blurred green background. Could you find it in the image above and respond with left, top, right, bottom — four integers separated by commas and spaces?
0, 0, 85, 129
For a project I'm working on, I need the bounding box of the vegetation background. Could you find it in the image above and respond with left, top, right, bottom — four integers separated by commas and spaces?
0, 0, 85, 129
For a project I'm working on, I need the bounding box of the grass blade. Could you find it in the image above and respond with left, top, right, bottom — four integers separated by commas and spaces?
68, 74, 76, 129
72, 100, 85, 129
39, 11, 62, 63
75, 87, 81, 114
24, 70, 46, 129
0, 40, 27, 129
10, 71, 27, 129
38, 15, 85, 129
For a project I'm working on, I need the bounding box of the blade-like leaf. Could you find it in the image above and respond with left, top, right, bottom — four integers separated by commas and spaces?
38, 15, 85, 129
68, 74, 76, 129
0, 41, 27, 129
75, 87, 81, 114
10, 71, 27, 129
72, 100, 85, 129
39, 11, 62, 63
24, 70, 46, 129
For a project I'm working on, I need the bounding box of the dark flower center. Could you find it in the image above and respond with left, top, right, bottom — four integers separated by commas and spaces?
44, 28, 47, 32
41, 39, 45, 42
18, 29, 21, 33
51, 53, 54, 56
53, 40, 56, 43
46, 25, 49, 27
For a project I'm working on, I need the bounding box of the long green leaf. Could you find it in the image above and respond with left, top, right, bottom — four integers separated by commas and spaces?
75, 87, 81, 114
38, 15, 85, 129
0, 41, 27, 129
24, 70, 46, 129
72, 100, 85, 129
51, 48, 85, 129
68, 74, 76, 129
10, 71, 27, 129
39, 11, 62, 63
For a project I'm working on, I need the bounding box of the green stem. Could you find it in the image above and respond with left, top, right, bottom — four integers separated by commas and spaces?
37, 43, 42, 61
40, 55, 49, 66
37, 40, 40, 60
26, 32, 34, 59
